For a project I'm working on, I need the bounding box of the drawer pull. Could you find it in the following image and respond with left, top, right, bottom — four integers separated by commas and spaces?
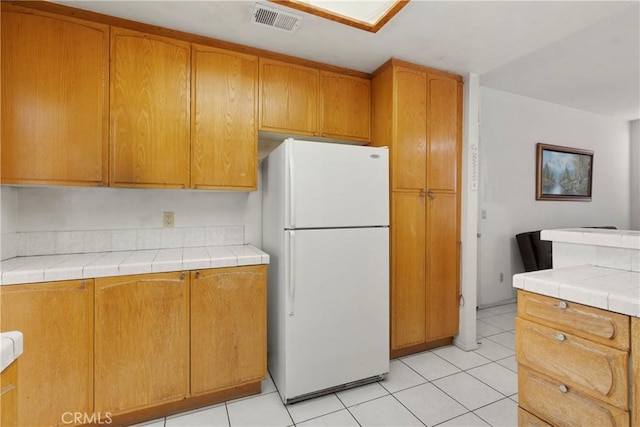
559, 384, 568, 393
557, 301, 568, 309
555, 333, 566, 342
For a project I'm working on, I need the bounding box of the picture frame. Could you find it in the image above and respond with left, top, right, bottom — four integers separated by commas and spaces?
536, 143, 593, 201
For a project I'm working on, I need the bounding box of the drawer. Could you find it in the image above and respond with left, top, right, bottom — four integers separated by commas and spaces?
516, 318, 628, 409
518, 407, 551, 427
518, 290, 630, 351
633, 318, 640, 427
519, 366, 629, 427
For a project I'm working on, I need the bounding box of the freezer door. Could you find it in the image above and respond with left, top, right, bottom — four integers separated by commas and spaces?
286, 140, 389, 228
284, 227, 389, 401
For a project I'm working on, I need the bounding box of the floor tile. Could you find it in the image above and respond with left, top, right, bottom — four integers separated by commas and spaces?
348, 395, 423, 426
496, 356, 518, 373
166, 404, 228, 426
467, 363, 518, 396
432, 345, 492, 370
473, 397, 518, 427
227, 392, 293, 427
262, 374, 277, 394
287, 394, 344, 424
379, 359, 428, 393
476, 309, 494, 319
394, 382, 467, 426
486, 332, 515, 350
432, 372, 504, 411
486, 303, 517, 315
436, 412, 490, 426
336, 382, 389, 407
131, 419, 166, 427
296, 409, 359, 426
401, 351, 460, 380
474, 338, 515, 361
480, 314, 515, 331
476, 320, 504, 337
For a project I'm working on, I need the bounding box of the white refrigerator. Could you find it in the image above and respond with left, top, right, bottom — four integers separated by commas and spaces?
262, 138, 389, 404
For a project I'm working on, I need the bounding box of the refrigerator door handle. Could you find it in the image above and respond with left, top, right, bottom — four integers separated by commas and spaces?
289, 145, 296, 228
288, 231, 296, 316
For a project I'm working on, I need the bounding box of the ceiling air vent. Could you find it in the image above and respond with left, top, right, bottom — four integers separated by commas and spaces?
251, 3, 302, 33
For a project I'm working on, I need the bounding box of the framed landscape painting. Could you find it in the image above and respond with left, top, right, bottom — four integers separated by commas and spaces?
536, 143, 593, 201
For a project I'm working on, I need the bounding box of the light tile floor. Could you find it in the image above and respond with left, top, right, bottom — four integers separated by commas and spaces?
136, 303, 518, 427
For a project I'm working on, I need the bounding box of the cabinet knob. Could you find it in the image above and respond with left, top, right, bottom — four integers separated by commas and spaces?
195, 271, 200, 279
555, 333, 566, 342
559, 384, 568, 393
427, 189, 435, 200
557, 301, 568, 309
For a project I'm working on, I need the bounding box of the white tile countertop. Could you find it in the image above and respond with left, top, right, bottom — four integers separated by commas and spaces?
1, 331, 23, 372
513, 265, 640, 317
541, 228, 640, 250
0, 245, 269, 286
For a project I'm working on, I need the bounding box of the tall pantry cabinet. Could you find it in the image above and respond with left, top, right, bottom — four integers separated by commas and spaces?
371, 59, 463, 358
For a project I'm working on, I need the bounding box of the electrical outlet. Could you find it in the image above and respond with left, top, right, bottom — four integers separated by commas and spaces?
163, 211, 175, 228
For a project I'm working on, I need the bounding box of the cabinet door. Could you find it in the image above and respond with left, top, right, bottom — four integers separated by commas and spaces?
391, 192, 427, 352
259, 58, 319, 136
426, 75, 461, 192
0, 360, 18, 427
191, 266, 267, 395
393, 67, 427, 192
94, 272, 189, 413
192, 45, 258, 190
519, 366, 629, 427
632, 318, 640, 427
1, 8, 108, 186
110, 27, 190, 188
320, 71, 371, 142
426, 192, 460, 340
515, 318, 628, 409
0, 280, 93, 427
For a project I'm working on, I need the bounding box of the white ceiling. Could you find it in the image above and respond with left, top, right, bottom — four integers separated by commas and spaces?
58, 0, 640, 121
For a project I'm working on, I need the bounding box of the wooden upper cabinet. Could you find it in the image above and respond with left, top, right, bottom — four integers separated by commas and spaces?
259, 58, 319, 136
427, 75, 461, 193
110, 27, 190, 188
192, 45, 258, 190
191, 266, 267, 395
94, 272, 189, 414
1, 7, 109, 186
320, 71, 371, 142
393, 66, 427, 192
0, 280, 93, 427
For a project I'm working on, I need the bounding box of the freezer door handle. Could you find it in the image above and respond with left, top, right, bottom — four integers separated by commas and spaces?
288, 231, 296, 316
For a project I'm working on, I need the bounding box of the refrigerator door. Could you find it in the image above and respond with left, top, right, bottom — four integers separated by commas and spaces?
283, 227, 389, 401
285, 140, 389, 229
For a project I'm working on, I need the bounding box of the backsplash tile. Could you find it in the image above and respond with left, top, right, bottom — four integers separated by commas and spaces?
25, 232, 56, 256
3, 226, 244, 259
111, 230, 137, 252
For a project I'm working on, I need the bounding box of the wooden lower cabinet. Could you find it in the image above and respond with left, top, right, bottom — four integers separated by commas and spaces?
191, 266, 267, 395
94, 272, 190, 414
519, 366, 629, 427
0, 360, 19, 427
516, 290, 635, 427
0, 280, 93, 427
632, 318, 640, 426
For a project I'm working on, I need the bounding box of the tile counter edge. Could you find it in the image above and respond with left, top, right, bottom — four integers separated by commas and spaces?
513, 265, 640, 317
0, 245, 269, 286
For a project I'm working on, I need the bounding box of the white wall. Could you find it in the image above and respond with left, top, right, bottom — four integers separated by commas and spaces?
478, 87, 631, 306
631, 119, 640, 230
6, 169, 263, 247
0, 187, 18, 234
